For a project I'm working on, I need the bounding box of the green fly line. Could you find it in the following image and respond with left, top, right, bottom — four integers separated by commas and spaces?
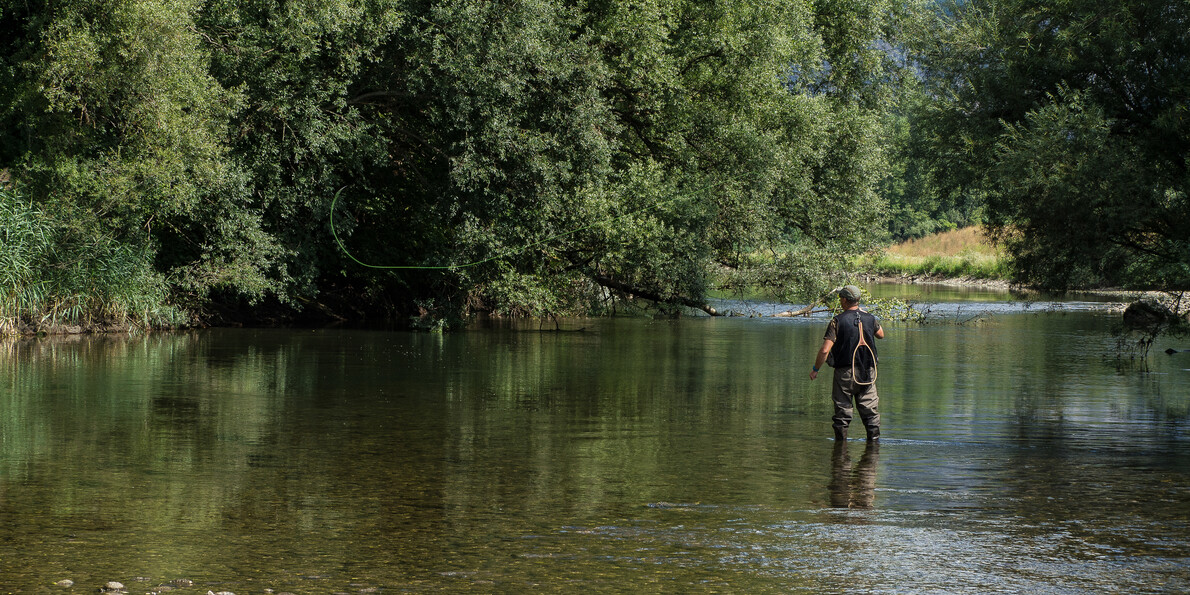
329, 185, 715, 271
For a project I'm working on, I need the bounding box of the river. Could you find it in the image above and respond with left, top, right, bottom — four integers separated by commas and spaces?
1, 287, 1187, 593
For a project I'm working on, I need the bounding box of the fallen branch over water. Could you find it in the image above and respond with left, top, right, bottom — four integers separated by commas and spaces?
772, 305, 829, 317
593, 275, 722, 316
770, 288, 841, 317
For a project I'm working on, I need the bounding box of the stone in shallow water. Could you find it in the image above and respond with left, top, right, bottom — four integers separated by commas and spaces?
55, 580, 74, 587
1123, 299, 1178, 328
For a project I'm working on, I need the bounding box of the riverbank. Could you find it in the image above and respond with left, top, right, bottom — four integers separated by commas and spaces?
857, 272, 1017, 292
857, 272, 1187, 314
854, 226, 1188, 308
0, 320, 138, 337
4, 270, 1179, 337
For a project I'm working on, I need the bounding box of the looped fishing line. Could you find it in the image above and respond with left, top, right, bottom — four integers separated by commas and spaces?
852, 310, 878, 385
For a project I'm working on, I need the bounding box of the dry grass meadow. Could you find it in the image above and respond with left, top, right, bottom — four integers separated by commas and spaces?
858, 227, 1010, 279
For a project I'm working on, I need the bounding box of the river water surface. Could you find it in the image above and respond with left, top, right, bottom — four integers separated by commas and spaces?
2, 289, 1188, 593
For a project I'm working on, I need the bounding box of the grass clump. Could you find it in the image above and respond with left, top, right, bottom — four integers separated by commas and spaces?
1, 186, 188, 335
855, 227, 1011, 280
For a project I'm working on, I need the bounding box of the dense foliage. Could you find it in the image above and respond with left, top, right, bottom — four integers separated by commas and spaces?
879, 91, 986, 241
913, 0, 1190, 290
4, 0, 1185, 331
1, 0, 908, 328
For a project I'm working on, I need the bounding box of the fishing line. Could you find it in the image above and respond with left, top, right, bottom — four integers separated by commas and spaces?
329, 184, 716, 271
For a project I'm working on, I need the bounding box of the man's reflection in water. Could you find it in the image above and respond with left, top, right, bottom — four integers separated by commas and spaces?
829, 441, 880, 508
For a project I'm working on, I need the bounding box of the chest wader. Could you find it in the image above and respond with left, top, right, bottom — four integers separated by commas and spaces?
831, 309, 881, 442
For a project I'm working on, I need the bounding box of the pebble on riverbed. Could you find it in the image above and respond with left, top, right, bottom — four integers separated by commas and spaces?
55, 579, 74, 587
101, 581, 126, 593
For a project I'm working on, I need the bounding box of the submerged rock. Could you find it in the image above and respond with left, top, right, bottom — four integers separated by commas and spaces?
1123, 299, 1178, 328
55, 579, 74, 588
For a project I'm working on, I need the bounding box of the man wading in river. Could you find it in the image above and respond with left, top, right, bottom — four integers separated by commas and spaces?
810, 285, 884, 441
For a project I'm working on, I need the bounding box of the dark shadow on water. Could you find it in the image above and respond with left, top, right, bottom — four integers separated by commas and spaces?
829, 441, 880, 509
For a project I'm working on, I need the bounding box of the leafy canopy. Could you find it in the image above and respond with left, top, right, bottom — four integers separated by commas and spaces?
915, 0, 1190, 290
1, 0, 912, 324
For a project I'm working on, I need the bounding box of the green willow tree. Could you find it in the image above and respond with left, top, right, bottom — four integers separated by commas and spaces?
0, 0, 285, 317
2, 0, 913, 327
193, 0, 404, 314
331, 0, 909, 322
915, 0, 1190, 290
879, 83, 987, 241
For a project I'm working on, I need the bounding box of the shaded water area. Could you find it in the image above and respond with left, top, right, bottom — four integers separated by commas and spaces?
2, 292, 1189, 593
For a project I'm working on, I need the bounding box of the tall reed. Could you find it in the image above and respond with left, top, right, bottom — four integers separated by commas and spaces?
1, 187, 187, 334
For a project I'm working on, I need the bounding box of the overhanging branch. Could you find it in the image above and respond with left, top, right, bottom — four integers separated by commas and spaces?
592, 274, 721, 316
